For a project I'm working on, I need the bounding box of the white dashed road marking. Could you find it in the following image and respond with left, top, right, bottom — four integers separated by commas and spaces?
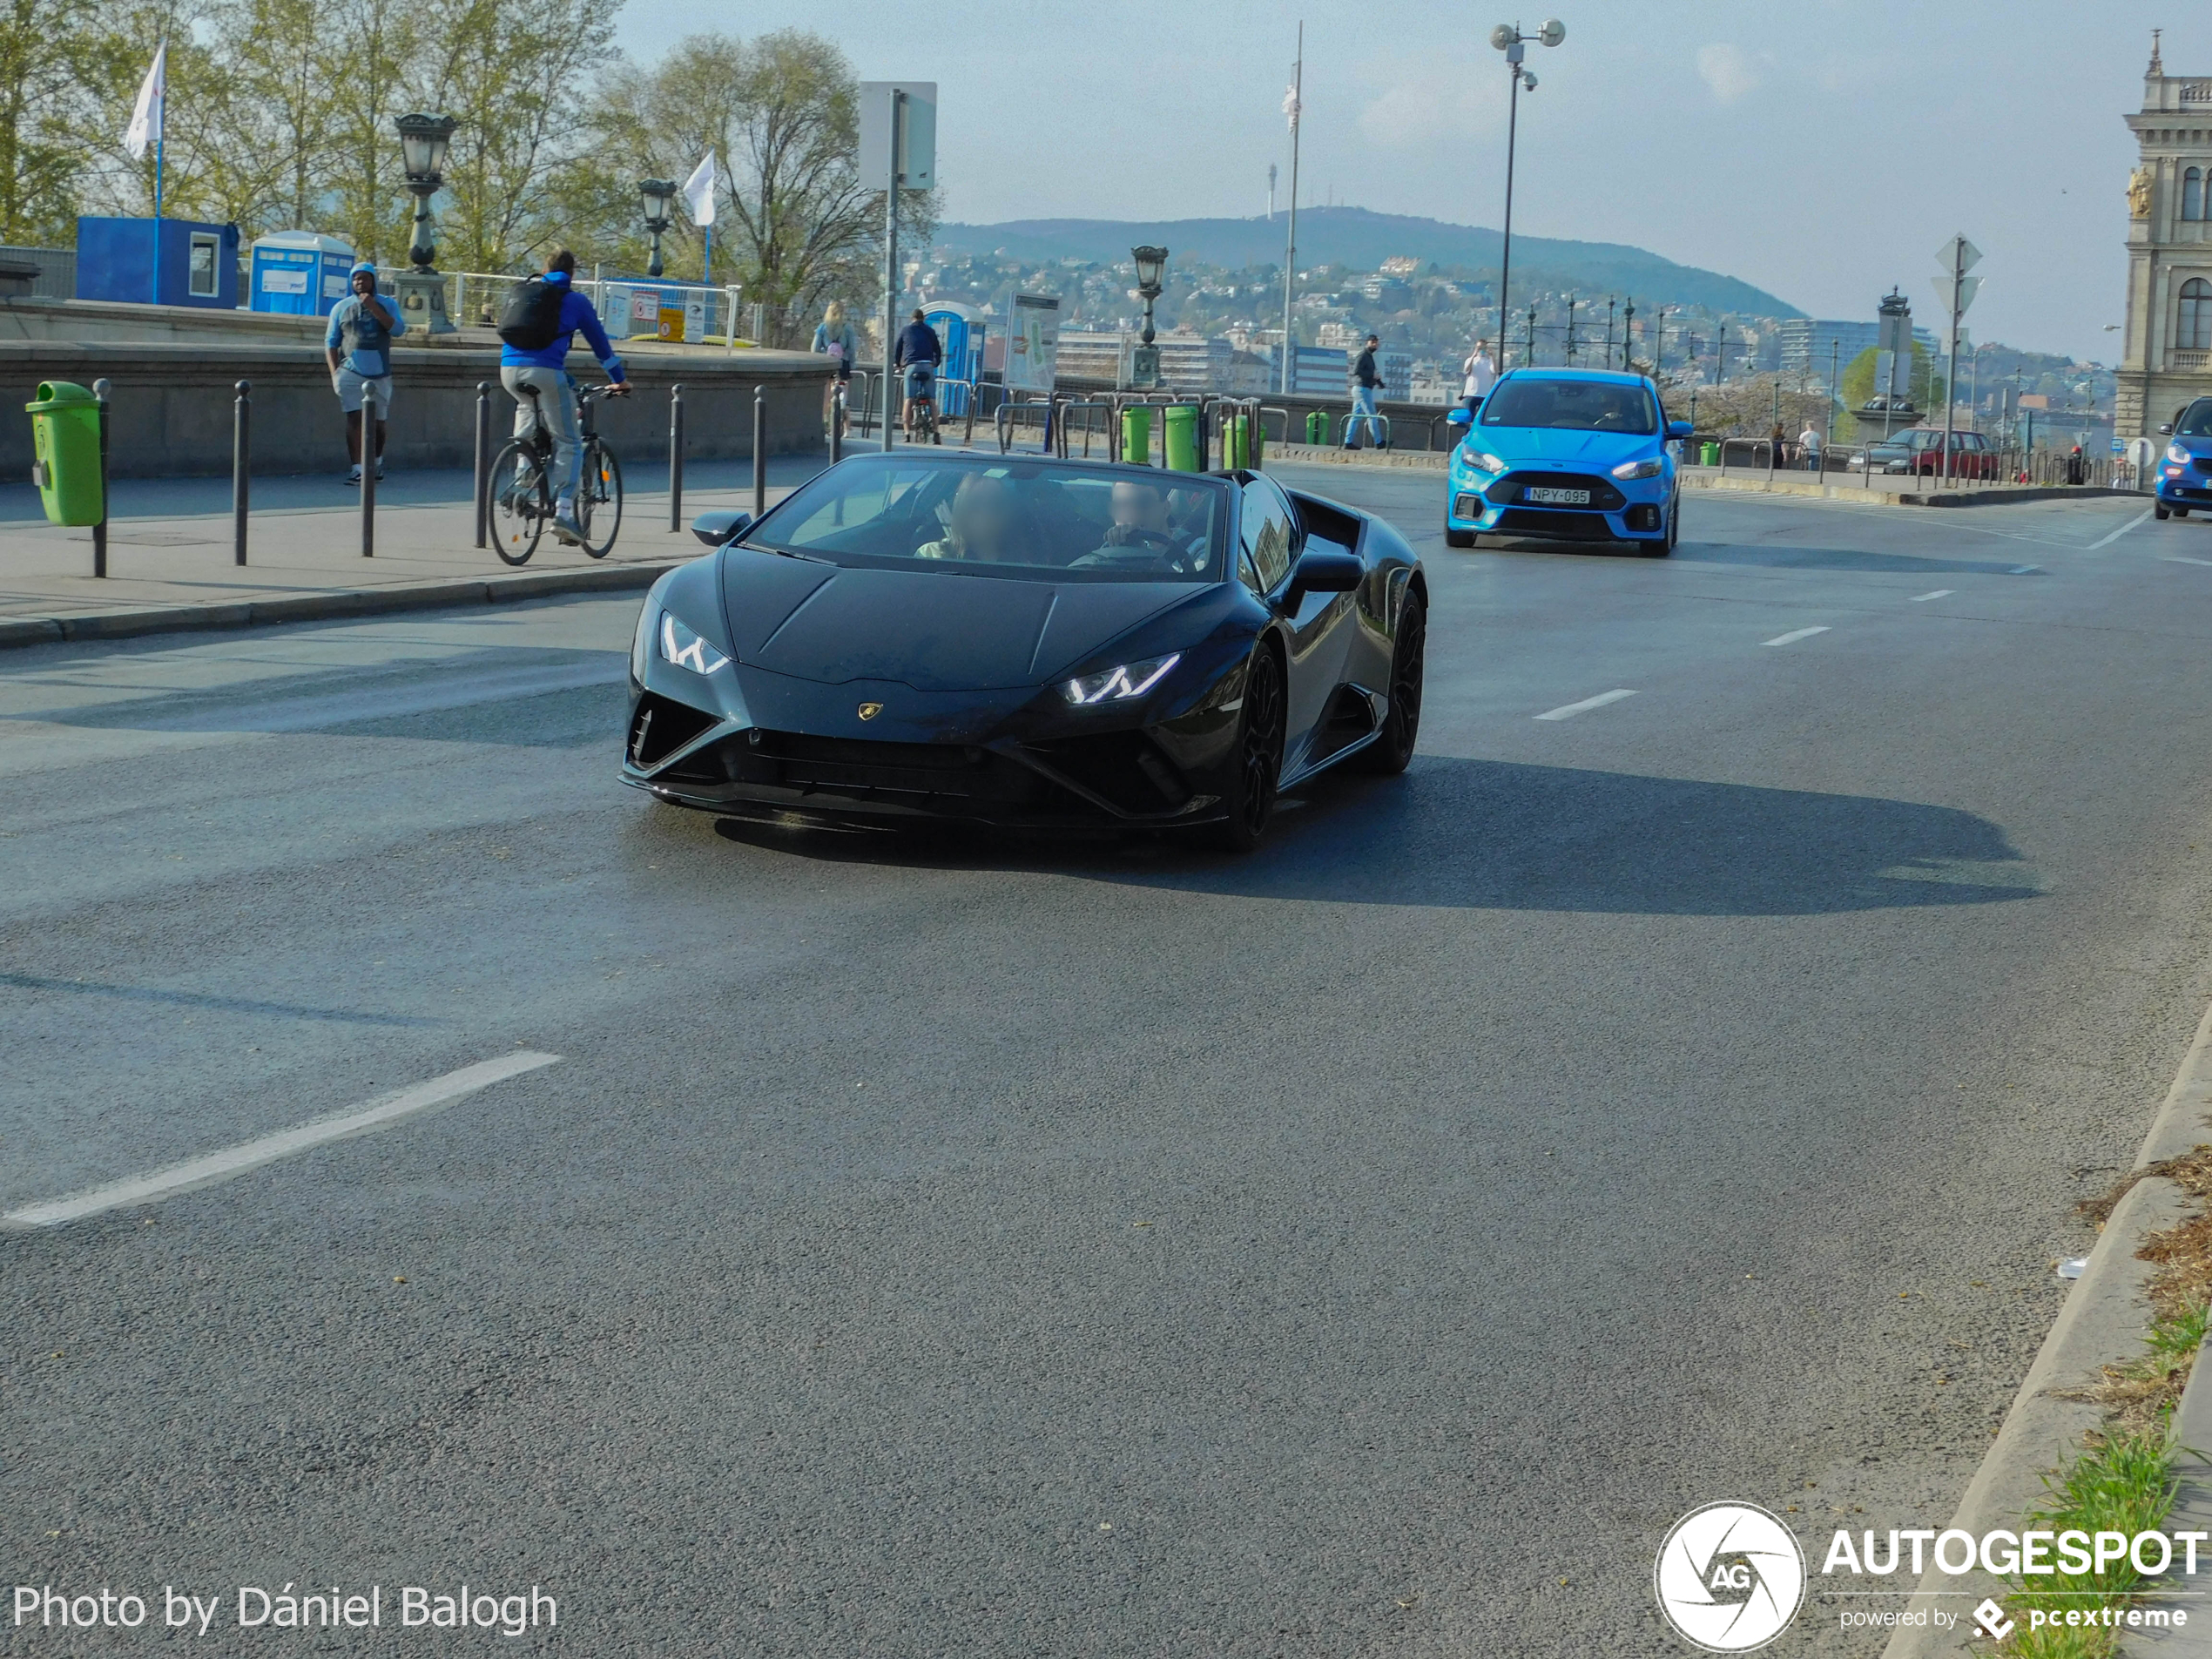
2, 1051, 562, 1229
1764, 627, 1831, 647
1534, 689, 1637, 721
1911, 590, 1953, 601
2162, 556, 2212, 569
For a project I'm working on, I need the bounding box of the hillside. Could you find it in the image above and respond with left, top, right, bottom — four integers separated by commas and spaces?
934, 206, 1800, 319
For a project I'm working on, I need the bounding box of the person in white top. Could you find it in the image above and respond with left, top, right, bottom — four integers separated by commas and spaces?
1461, 339, 1498, 421
1798, 421, 1823, 473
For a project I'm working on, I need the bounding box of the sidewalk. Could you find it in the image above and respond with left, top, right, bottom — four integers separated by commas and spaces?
0, 457, 819, 650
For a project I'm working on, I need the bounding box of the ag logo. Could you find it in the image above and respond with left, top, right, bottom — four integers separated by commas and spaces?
1654, 1501, 1805, 1652
857, 702, 883, 721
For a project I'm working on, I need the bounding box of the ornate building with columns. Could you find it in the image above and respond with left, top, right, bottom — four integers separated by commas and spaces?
2119, 33, 2212, 436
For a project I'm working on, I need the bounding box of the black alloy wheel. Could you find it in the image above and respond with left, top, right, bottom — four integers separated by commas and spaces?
1357, 593, 1425, 775
1208, 646, 1285, 853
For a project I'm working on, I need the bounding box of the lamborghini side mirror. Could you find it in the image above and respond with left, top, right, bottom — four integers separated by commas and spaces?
691, 509, 752, 547
1285, 547, 1363, 607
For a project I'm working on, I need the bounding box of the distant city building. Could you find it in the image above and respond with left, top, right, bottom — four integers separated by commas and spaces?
1405, 361, 1454, 406
1379, 255, 1420, 277
2117, 36, 2212, 435
1316, 320, 1362, 350
1271, 343, 1355, 395
1055, 328, 1227, 389
1778, 317, 1944, 382
1360, 275, 1413, 309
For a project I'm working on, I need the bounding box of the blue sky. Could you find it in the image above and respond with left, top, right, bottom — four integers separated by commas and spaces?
618, 0, 2160, 362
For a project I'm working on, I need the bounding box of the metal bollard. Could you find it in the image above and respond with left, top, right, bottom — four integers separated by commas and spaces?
91, 377, 111, 578
472, 381, 492, 549
831, 384, 844, 465
233, 380, 250, 565
360, 378, 376, 556
752, 385, 767, 516
668, 383, 685, 533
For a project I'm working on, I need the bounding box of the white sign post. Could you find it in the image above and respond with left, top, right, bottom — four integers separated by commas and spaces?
1005, 293, 1060, 395
859, 81, 937, 452
1933, 234, 1981, 482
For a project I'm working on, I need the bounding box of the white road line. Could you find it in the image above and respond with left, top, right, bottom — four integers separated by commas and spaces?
2, 1051, 560, 1230
2087, 507, 2155, 550
2162, 556, 2212, 569
1534, 688, 1637, 721
2008, 564, 2041, 575
1911, 590, 1953, 601
1763, 626, 1831, 647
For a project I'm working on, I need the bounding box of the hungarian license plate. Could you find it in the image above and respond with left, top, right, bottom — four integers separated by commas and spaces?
1526, 485, 1590, 506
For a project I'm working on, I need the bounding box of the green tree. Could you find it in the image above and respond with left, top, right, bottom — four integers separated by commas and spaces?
0, 0, 105, 243
318, 0, 415, 263
414, 0, 613, 273
219, 0, 334, 235
1841, 343, 1946, 417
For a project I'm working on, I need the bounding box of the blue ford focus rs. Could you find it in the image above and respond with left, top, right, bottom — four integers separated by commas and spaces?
2154, 396, 2212, 520
1445, 368, 1692, 556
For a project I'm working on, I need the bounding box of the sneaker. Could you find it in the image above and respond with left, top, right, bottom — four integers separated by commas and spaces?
375, 462, 386, 482
347, 463, 362, 485
551, 504, 585, 545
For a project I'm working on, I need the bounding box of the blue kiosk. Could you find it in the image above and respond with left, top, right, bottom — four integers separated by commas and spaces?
922, 301, 987, 417
76, 217, 240, 308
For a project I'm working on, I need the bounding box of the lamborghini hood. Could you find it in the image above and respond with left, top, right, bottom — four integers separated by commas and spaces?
718, 547, 1196, 691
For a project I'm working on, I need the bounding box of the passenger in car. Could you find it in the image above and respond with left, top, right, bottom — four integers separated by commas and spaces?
916, 473, 1023, 563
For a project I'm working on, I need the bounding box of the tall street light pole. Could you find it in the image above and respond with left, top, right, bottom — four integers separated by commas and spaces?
1280, 24, 1302, 396
1489, 18, 1564, 372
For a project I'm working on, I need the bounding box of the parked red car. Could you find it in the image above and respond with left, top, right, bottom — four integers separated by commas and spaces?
1892, 428, 2000, 479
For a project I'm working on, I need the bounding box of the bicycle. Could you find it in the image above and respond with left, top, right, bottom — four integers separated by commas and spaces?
902, 368, 941, 446
492, 380, 625, 565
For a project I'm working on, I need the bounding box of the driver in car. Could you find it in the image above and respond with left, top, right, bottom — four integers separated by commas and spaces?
916, 473, 1023, 563
1075, 481, 1207, 571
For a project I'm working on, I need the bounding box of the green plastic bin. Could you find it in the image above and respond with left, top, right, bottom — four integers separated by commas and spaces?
1163, 405, 1199, 472
1305, 409, 1328, 445
1223, 413, 1248, 471
26, 380, 104, 527
1698, 441, 1720, 468
1121, 406, 1153, 466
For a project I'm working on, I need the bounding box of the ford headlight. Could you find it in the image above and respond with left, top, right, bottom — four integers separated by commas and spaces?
1462, 448, 1508, 475
658, 611, 730, 676
1062, 652, 1180, 706
1611, 457, 1664, 480
2170, 443, 2193, 465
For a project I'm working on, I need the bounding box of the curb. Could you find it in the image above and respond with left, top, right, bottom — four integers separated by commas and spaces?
1682, 472, 2136, 509
0, 559, 688, 652
1269, 442, 1450, 472
1880, 1001, 2212, 1658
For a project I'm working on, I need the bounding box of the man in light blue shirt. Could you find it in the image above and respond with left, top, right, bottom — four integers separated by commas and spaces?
324, 263, 404, 484
498, 246, 629, 543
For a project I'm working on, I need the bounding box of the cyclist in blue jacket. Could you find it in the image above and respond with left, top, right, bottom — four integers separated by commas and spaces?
500, 247, 631, 543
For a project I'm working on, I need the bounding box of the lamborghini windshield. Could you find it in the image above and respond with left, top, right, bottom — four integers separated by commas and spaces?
745, 455, 1230, 582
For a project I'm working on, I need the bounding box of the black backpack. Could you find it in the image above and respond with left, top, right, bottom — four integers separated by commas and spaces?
497, 277, 567, 350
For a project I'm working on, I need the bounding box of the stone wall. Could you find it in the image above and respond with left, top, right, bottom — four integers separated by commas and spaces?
2, 328, 832, 480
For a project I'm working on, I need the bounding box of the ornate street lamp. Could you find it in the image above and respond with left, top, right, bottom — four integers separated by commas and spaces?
392, 111, 458, 334
638, 179, 678, 280
1130, 244, 1169, 388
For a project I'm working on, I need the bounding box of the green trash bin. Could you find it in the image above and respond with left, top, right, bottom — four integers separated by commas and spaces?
1121, 405, 1153, 466
25, 380, 105, 528
1163, 405, 1199, 472
1305, 408, 1328, 445
1224, 414, 1248, 471
1698, 441, 1720, 468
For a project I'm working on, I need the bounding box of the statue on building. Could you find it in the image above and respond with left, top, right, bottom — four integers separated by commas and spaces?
2130, 166, 2154, 219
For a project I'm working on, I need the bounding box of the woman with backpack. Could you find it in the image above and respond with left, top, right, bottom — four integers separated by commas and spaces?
813, 301, 859, 437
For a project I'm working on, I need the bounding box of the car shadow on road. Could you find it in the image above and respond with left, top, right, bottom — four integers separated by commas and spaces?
705, 755, 2037, 916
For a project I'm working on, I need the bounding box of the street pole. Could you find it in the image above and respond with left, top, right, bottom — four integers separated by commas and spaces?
1941, 240, 1964, 484
1827, 340, 1838, 449
1498, 46, 1521, 371
1280, 23, 1302, 396
1716, 320, 1728, 387
881, 85, 902, 453
1526, 301, 1537, 367
1565, 293, 1576, 365
1621, 298, 1634, 371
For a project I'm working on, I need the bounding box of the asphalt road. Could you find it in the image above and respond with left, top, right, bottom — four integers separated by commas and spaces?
3, 473, 2209, 1656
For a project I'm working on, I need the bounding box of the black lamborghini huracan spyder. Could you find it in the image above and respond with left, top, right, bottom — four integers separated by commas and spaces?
621, 452, 1426, 851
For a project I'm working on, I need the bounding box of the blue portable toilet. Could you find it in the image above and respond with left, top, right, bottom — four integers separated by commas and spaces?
75, 217, 240, 308
923, 301, 986, 417
249, 230, 355, 316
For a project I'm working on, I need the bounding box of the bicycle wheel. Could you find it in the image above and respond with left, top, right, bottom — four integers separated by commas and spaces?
490, 440, 550, 566
577, 442, 623, 559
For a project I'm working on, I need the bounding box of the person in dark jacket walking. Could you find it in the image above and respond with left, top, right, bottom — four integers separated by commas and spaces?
1347, 334, 1386, 448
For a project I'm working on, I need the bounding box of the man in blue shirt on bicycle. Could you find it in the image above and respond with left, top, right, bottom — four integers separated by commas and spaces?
892, 308, 941, 439
500, 247, 630, 544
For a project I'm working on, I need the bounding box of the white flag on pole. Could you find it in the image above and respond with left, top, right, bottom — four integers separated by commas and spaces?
124, 43, 165, 160
680, 151, 717, 226
1282, 84, 1301, 134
